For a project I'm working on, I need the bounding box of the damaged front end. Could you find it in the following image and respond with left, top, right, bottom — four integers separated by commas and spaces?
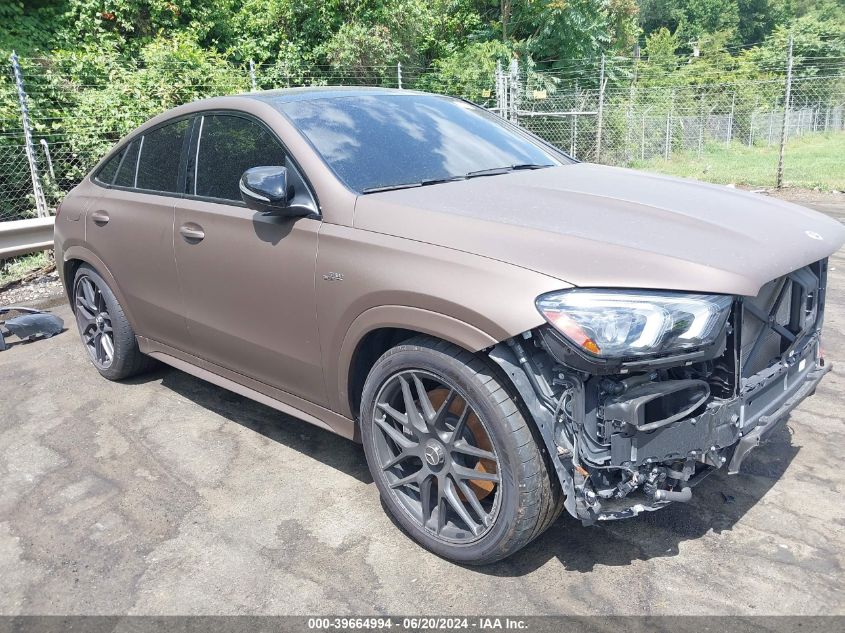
489, 259, 830, 524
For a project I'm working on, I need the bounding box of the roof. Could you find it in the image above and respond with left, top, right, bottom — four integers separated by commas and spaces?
243, 86, 432, 105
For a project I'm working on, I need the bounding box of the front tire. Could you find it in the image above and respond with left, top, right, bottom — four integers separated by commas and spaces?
72, 264, 156, 380
360, 336, 562, 565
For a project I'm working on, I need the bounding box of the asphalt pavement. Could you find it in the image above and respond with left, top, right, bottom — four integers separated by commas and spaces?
1, 195, 844, 615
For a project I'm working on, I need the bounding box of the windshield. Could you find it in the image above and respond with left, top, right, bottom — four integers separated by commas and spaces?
275, 94, 567, 193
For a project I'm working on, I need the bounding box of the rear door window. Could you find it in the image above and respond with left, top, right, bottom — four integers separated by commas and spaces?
136, 119, 190, 193
193, 114, 286, 202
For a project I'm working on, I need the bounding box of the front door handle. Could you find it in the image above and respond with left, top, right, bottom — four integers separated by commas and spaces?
91, 210, 109, 225
179, 223, 205, 243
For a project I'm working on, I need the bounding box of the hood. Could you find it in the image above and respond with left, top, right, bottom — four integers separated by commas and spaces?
353, 163, 845, 296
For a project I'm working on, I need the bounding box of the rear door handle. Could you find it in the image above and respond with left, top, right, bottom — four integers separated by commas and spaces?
91, 210, 109, 225
179, 223, 205, 243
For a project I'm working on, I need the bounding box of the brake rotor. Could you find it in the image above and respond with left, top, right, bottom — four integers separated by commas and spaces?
427, 388, 497, 501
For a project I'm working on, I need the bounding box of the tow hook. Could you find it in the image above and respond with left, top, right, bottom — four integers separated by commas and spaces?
652, 487, 693, 503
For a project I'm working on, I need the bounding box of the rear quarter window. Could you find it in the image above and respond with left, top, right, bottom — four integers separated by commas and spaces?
94, 147, 124, 184
114, 139, 141, 188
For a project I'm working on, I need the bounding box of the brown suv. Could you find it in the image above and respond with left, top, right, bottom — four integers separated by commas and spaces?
54, 87, 845, 564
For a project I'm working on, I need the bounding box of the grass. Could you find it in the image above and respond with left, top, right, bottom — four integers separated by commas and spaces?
630, 133, 845, 191
0, 251, 52, 286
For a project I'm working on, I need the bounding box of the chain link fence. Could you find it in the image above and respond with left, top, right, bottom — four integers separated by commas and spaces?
515, 75, 845, 163
1, 47, 844, 224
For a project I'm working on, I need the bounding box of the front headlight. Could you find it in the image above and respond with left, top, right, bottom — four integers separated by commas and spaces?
536, 289, 733, 359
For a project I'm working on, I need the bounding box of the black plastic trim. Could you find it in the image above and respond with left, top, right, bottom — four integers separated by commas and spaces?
89, 108, 321, 216
90, 112, 196, 191
537, 324, 729, 375
185, 108, 321, 213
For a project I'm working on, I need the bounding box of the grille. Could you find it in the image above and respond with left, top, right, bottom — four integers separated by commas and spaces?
739, 260, 824, 379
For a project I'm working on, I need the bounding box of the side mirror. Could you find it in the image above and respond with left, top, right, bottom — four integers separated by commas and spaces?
239, 166, 292, 216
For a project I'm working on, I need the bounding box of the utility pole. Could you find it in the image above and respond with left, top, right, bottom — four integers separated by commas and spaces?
596, 54, 606, 162
10, 51, 47, 218
776, 34, 794, 189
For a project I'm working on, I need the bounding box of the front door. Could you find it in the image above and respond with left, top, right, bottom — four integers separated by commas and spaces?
173, 113, 325, 405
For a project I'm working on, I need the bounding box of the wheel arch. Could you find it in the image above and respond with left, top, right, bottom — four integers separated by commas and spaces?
338, 305, 500, 423
61, 247, 138, 331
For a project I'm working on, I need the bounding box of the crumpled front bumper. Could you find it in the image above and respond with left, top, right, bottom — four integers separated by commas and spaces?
728, 354, 830, 474
490, 329, 831, 524
595, 342, 830, 522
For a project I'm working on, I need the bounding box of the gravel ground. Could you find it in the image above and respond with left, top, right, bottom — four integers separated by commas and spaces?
1, 189, 844, 616
0, 269, 63, 307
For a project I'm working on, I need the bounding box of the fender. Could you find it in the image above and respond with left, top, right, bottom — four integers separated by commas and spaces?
61, 245, 139, 332
334, 305, 499, 418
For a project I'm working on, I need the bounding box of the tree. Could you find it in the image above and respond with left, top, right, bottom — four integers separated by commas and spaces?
639, 0, 739, 46
511, 0, 639, 65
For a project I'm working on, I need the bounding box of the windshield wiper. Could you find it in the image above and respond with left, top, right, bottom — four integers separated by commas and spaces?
361, 175, 464, 194
361, 165, 553, 193
464, 163, 554, 179
361, 182, 423, 194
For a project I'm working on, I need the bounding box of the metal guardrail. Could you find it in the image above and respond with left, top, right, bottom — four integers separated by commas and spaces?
0, 216, 54, 259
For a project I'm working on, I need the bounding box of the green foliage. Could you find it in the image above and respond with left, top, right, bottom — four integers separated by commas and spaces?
0, 251, 51, 285
315, 0, 444, 82
511, 0, 639, 64
0, 1, 61, 53
416, 40, 510, 101
0, 0, 843, 221
318, 22, 405, 83
632, 134, 845, 190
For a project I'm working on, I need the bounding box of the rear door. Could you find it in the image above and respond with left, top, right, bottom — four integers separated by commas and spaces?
86, 118, 191, 350
173, 112, 325, 405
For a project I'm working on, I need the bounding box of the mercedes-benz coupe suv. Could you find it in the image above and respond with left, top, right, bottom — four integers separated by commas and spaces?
54, 87, 845, 564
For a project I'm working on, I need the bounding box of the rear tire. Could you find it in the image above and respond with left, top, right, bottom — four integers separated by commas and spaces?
360, 335, 562, 565
72, 264, 156, 380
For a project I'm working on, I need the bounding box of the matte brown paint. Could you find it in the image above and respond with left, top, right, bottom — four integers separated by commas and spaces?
54, 89, 845, 440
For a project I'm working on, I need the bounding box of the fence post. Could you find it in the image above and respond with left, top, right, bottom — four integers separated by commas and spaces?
767, 111, 774, 145
397, 62, 403, 89
748, 95, 758, 146
726, 92, 735, 146
572, 81, 579, 157
664, 89, 675, 160
596, 54, 606, 162
625, 83, 635, 163
39, 139, 55, 180
776, 35, 794, 189
495, 61, 502, 116
249, 59, 257, 91
508, 58, 520, 124
640, 108, 646, 161
10, 51, 48, 218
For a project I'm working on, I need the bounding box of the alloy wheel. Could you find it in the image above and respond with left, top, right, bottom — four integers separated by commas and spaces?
371, 370, 501, 544
74, 275, 115, 369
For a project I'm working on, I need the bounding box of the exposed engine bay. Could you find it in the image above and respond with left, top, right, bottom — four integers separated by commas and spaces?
489, 259, 830, 524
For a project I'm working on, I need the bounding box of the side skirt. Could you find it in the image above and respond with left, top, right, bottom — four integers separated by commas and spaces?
137, 336, 357, 441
